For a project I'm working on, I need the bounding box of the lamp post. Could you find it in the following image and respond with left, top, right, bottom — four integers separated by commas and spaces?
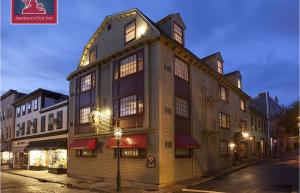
114, 126, 122, 192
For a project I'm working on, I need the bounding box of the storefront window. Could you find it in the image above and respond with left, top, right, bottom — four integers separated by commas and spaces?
29, 150, 47, 166
1, 152, 13, 164
49, 149, 67, 168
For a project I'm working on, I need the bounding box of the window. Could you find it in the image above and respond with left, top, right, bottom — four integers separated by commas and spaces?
175, 97, 189, 118
56, 111, 63, 129
2, 111, 5, 120
240, 120, 247, 132
120, 54, 136, 78
237, 78, 242, 89
26, 120, 31, 135
32, 118, 37, 133
80, 107, 91, 124
41, 116, 46, 132
21, 105, 26, 115
217, 60, 223, 74
258, 120, 262, 132
76, 150, 96, 158
219, 112, 230, 129
125, 20, 136, 43
48, 113, 54, 131
89, 46, 97, 63
21, 122, 25, 136
33, 99, 38, 111
120, 95, 136, 117
251, 137, 256, 154
219, 140, 229, 157
251, 117, 254, 130
219, 85, 228, 102
114, 148, 146, 158
254, 118, 257, 130
173, 22, 183, 44
80, 74, 92, 92
16, 124, 20, 137
27, 102, 32, 113
175, 148, 191, 158
240, 99, 246, 111
17, 107, 21, 117
174, 57, 189, 81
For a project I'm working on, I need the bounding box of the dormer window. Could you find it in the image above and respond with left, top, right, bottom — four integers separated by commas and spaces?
237, 78, 242, 89
217, 60, 223, 75
125, 20, 136, 43
173, 22, 183, 44
89, 46, 97, 63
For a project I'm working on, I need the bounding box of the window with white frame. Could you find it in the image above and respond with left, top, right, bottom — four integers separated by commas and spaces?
175, 97, 189, 118
219, 112, 230, 129
125, 21, 136, 43
120, 54, 137, 78
21, 105, 26, 115
80, 74, 92, 92
80, 107, 91, 124
174, 57, 189, 81
120, 95, 136, 117
173, 22, 183, 44
217, 60, 223, 74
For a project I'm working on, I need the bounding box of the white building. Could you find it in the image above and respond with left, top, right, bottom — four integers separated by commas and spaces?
12, 88, 68, 174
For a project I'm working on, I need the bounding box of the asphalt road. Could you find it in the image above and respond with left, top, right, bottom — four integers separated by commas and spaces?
0, 172, 93, 193
179, 151, 299, 193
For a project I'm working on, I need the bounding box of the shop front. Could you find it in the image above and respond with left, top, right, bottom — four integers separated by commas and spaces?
26, 139, 67, 174
1, 151, 13, 166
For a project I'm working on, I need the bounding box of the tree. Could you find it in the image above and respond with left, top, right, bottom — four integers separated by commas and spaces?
279, 100, 299, 136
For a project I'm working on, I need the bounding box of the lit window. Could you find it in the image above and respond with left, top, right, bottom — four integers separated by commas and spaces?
120, 95, 136, 117
174, 57, 189, 81
114, 148, 146, 158
76, 150, 96, 158
219, 112, 230, 129
237, 78, 242, 89
80, 107, 91, 124
173, 22, 183, 44
89, 46, 97, 63
219, 85, 228, 102
21, 105, 26, 115
240, 99, 246, 111
175, 148, 191, 157
240, 120, 247, 132
175, 97, 189, 118
125, 21, 136, 43
120, 54, 136, 78
219, 140, 229, 157
217, 60, 223, 74
81, 74, 91, 92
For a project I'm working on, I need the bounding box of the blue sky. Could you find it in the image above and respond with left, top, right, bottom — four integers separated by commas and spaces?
1, 0, 299, 105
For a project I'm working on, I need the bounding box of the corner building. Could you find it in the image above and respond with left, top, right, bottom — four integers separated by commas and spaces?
67, 9, 261, 187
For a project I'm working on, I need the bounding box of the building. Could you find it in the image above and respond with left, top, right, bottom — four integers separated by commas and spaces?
11, 88, 68, 174
250, 92, 284, 155
0, 90, 26, 166
67, 9, 261, 187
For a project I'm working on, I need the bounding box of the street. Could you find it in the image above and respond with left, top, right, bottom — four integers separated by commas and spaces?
179, 151, 299, 193
0, 172, 92, 193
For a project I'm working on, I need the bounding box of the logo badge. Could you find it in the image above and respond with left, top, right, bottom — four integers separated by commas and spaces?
11, 0, 57, 24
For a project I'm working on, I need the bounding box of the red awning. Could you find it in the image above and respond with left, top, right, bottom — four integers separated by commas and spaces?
106, 134, 147, 148
69, 138, 96, 150
175, 134, 201, 149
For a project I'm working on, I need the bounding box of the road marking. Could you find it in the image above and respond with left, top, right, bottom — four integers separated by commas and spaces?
182, 188, 226, 193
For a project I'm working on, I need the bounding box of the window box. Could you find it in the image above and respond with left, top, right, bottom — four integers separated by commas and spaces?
48, 167, 67, 174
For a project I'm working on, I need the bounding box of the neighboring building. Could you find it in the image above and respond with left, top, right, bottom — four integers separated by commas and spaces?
249, 102, 267, 158
67, 9, 256, 187
11, 88, 68, 174
0, 90, 26, 165
250, 92, 284, 155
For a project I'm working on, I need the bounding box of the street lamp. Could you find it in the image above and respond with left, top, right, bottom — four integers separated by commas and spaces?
114, 126, 122, 192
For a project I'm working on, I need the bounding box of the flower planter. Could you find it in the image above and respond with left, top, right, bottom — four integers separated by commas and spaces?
48, 167, 67, 174
29, 166, 48, 170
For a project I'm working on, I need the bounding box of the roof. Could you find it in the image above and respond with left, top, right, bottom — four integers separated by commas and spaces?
224, 70, 242, 78
0, 89, 26, 101
156, 12, 187, 29
201, 52, 224, 63
12, 88, 68, 106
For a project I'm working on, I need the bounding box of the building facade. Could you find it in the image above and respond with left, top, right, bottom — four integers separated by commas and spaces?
12, 89, 68, 174
0, 90, 26, 165
67, 9, 268, 187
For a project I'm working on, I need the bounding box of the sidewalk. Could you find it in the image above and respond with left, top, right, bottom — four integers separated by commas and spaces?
1, 158, 268, 193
